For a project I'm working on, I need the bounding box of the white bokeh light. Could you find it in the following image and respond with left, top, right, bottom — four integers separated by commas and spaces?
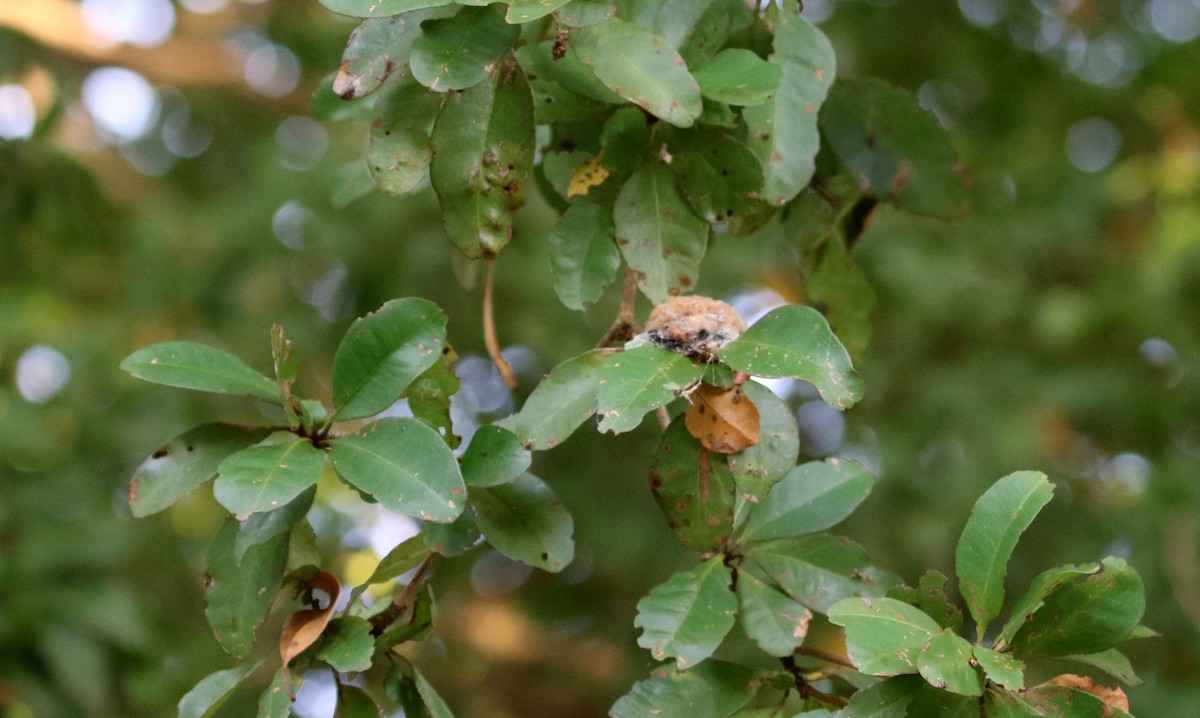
0, 84, 36, 139
244, 43, 302, 97
81, 0, 176, 48
1065, 118, 1121, 173
81, 67, 160, 141
276, 116, 329, 171
181, 0, 230, 13
16, 345, 72, 404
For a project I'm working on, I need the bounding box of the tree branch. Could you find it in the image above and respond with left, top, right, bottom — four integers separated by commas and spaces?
598, 267, 641, 348
484, 259, 518, 390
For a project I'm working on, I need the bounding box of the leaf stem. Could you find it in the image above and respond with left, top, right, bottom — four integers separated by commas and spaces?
794, 645, 856, 670
483, 259, 519, 390
369, 552, 442, 637
598, 267, 640, 348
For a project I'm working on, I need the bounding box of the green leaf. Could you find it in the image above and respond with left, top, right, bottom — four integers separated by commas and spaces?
737, 457, 874, 543
693, 49, 781, 106
460, 425, 530, 488
350, 534, 429, 604
600, 105, 652, 176
727, 381, 798, 511
413, 663, 456, 718
547, 202, 620, 310
972, 645, 1024, 691
982, 690, 1042, 718
650, 419, 738, 552
1062, 648, 1142, 685
405, 343, 460, 449
411, 7, 519, 92
330, 417, 466, 522
505, 0, 572, 22
129, 423, 273, 518
121, 341, 282, 404
178, 662, 260, 718
905, 684, 978, 717
555, 0, 615, 27
677, 0, 754, 68
336, 685, 382, 717
842, 675, 924, 718
234, 486, 315, 561
886, 570, 963, 632
1010, 556, 1145, 657
917, 628, 983, 697
743, 534, 879, 613
368, 73, 446, 195
471, 473, 574, 572
500, 349, 607, 450
374, 586, 435, 652
514, 41, 622, 105
423, 509, 481, 556
528, 75, 611, 124
430, 54, 534, 258
333, 14, 430, 100
256, 667, 297, 718
954, 470, 1054, 641
331, 159, 377, 207
634, 556, 736, 668
213, 436, 327, 520
386, 657, 456, 718
204, 518, 289, 659
332, 297, 448, 421
610, 660, 758, 718
669, 129, 764, 223
572, 18, 702, 127
1022, 683, 1125, 718
614, 165, 709, 304
994, 563, 1100, 649
717, 304, 863, 409
736, 570, 812, 657
743, 4, 835, 204
821, 78, 969, 219
316, 616, 374, 672
596, 347, 704, 433
827, 596, 942, 676
319, 0, 466, 19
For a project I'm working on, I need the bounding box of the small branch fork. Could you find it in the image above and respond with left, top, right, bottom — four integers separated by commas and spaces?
780, 655, 849, 709
368, 552, 441, 637
483, 259, 518, 390
597, 267, 641, 348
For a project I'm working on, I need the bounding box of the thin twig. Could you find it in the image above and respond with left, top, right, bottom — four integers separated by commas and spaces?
369, 553, 442, 636
655, 406, 671, 431
483, 259, 518, 390
795, 645, 857, 670
780, 656, 849, 710
598, 267, 641, 347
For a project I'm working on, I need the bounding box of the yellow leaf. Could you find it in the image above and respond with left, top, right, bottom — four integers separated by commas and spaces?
567, 152, 609, 198
685, 383, 760, 454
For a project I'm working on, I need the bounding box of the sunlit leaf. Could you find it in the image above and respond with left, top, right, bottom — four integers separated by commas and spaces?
332, 298, 447, 421
737, 457, 874, 543
121, 340, 282, 404
634, 555, 736, 668
596, 347, 704, 434
459, 424, 530, 487
129, 423, 272, 518
567, 152, 610, 198
917, 628, 984, 697
213, 436, 327, 520
827, 596, 942, 676
650, 419, 737, 551
684, 382, 759, 454
430, 54, 534, 258
472, 473, 574, 572
572, 18, 702, 127
204, 518, 290, 659
614, 165, 709, 304
610, 659, 759, 718
178, 662, 261, 718
743, 2, 835, 204
736, 570, 812, 657
500, 349, 607, 450
1010, 557, 1145, 658
330, 417, 466, 523
717, 304, 863, 409
955, 470, 1053, 640
546, 201, 620, 310
410, 6, 519, 92
693, 49, 781, 106
821, 78, 970, 219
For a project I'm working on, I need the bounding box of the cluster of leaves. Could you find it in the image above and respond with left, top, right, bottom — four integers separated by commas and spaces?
318, 0, 967, 352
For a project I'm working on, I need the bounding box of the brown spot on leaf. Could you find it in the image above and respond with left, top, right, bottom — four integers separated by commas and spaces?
152, 447, 169, 459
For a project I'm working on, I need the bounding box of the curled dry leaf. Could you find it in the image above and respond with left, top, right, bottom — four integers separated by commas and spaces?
685, 383, 760, 454
279, 570, 341, 698
1035, 674, 1130, 715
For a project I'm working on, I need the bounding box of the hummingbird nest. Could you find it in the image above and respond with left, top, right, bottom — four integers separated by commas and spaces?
625, 296, 746, 362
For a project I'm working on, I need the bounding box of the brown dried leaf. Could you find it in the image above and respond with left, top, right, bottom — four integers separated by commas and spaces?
1037, 674, 1130, 715
279, 570, 341, 697
685, 383, 760, 454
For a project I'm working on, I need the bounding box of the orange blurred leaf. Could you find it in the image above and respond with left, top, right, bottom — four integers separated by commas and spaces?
685, 383, 760, 454
279, 570, 341, 697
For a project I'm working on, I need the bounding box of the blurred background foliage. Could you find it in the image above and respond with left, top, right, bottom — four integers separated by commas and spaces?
0, 0, 1197, 716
